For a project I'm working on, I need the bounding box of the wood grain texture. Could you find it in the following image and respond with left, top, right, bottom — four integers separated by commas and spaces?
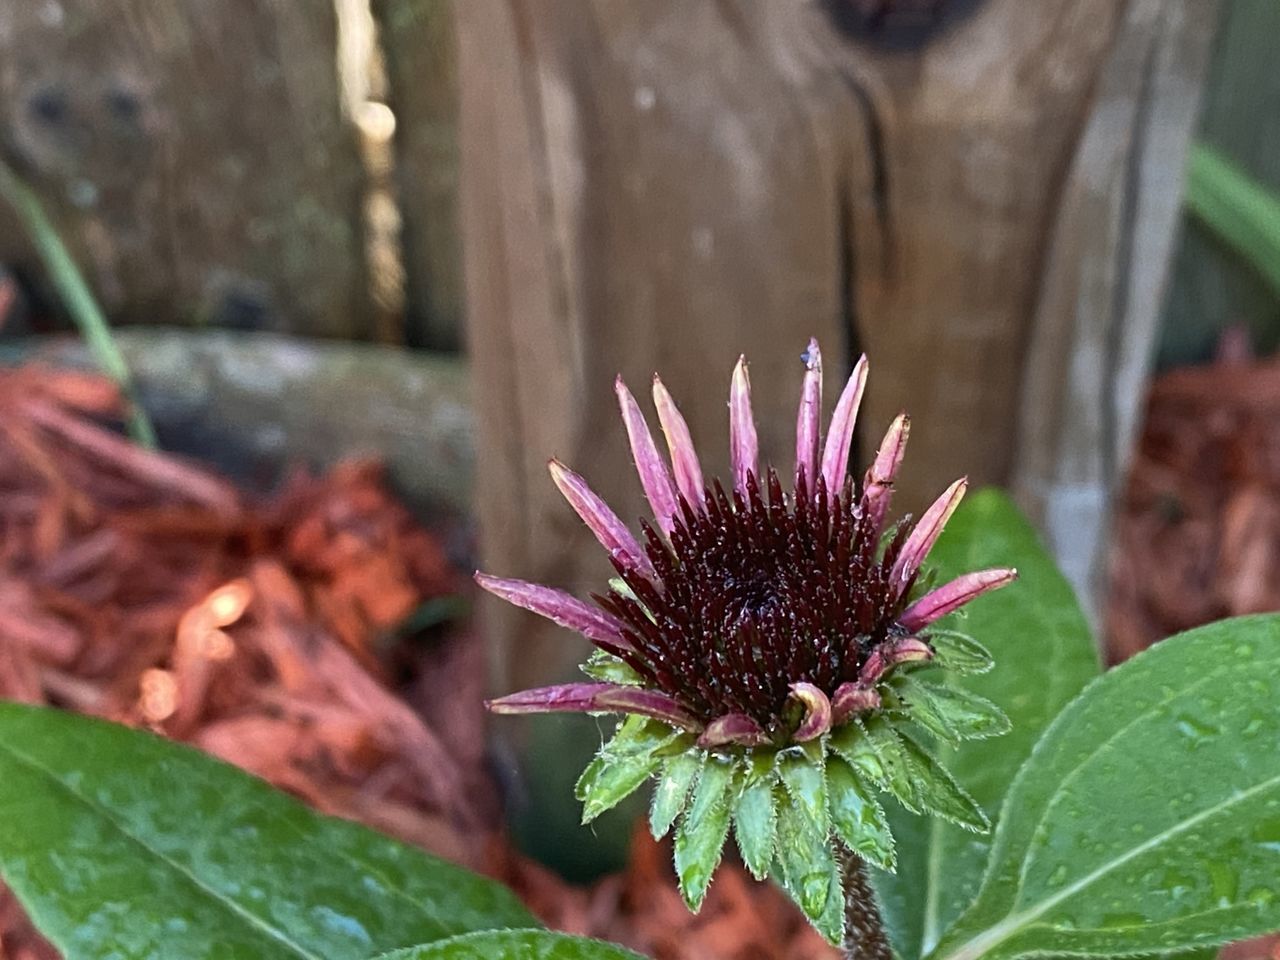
372, 0, 464, 350
456, 0, 1220, 695
0, 1, 371, 337
1011, 0, 1223, 614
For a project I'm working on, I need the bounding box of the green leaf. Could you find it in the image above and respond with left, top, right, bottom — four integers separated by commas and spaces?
673, 754, 735, 910
649, 752, 700, 839
888, 674, 1010, 743
895, 732, 988, 834
580, 650, 645, 686
862, 715, 919, 808
827, 755, 895, 871
1185, 143, 1280, 299
0, 703, 536, 960
928, 630, 994, 676
873, 489, 1101, 960
776, 742, 835, 925
373, 929, 646, 959
577, 716, 678, 823
830, 718, 887, 784
928, 615, 1280, 960
732, 752, 778, 880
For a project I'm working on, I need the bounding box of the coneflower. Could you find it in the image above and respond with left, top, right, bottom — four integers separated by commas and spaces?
479, 339, 1015, 952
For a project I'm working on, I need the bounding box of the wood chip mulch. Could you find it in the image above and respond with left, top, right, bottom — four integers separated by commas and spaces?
0, 364, 833, 960
1106, 352, 1280, 663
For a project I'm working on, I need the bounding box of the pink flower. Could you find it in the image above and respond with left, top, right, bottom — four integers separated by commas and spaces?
480, 339, 1015, 746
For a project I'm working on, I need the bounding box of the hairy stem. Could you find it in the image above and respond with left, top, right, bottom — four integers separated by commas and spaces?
840, 849, 893, 960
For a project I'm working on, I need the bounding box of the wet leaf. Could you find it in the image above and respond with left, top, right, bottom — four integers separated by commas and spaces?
888, 674, 1009, 743
827, 755, 895, 871
673, 754, 735, 910
649, 752, 700, 839
829, 718, 887, 784
0, 704, 536, 960
872, 490, 1101, 960
373, 929, 646, 959
577, 716, 678, 823
927, 630, 994, 675
776, 743, 835, 925
732, 753, 778, 880
581, 650, 645, 686
928, 615, 1280, 960
862, 715, 918, 808
895, 732, 987, 834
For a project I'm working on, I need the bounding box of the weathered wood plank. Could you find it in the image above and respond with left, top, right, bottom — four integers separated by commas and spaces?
0, 2, 372, 338
371, 0, 463, 350
1012, 0, 1223, 614
458, 0, 1218, 693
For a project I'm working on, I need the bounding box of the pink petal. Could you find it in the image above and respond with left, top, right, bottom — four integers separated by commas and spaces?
820, 354, 868, 497
831, 683, 882, 726
899, 568, 1018, 631
794, 338, 822, 489
858, 637, 934, 685
475, 573, 629, 650
549, 459, 655, 578
890, 477, 968, 587
729, 355, 758, 496
487, 682, 699, 729
788, 682, 833, 742
652, 375, 705, 512
698, 712, 769, 747
616, 376, 680, 533
862, 413, 910, 531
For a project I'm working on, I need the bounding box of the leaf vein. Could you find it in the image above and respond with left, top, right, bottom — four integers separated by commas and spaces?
0, 740, 325, 960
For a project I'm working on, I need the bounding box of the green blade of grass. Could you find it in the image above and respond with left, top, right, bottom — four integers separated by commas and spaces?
0, 156, 156, 448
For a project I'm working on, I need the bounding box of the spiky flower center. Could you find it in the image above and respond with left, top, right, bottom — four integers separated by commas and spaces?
596, 467, 915, 737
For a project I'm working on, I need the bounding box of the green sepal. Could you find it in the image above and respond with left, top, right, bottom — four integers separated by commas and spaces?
827, 754, 895, 871
576, 716, 678, 823
829, 718, 888, 785
861, 714, 922, 810
773, 793, 837, 934
775, 741, 834, 922
813, 857, 847, 945
732, 751, 778, 880
607, 577, 653, 621
673, 753, 736, 911
580, 649, 645, 686
893, 728, 989, 834
926, 628, 994, 674
887, 673, 1010, 743
649, 751, 700, 839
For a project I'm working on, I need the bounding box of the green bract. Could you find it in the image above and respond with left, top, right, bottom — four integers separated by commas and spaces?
576, 634, 1007, 943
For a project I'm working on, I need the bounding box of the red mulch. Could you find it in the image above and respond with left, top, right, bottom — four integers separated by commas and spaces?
0, 365, 833, 960
1106, 352, 1280, 662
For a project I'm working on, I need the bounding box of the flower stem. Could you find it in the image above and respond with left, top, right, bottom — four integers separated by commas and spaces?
840, 849, 893, 960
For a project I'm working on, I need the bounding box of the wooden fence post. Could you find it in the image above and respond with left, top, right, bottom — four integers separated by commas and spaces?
456, 0, 1220, 699
0, 2, 371, 338
371, 0, 464, 350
